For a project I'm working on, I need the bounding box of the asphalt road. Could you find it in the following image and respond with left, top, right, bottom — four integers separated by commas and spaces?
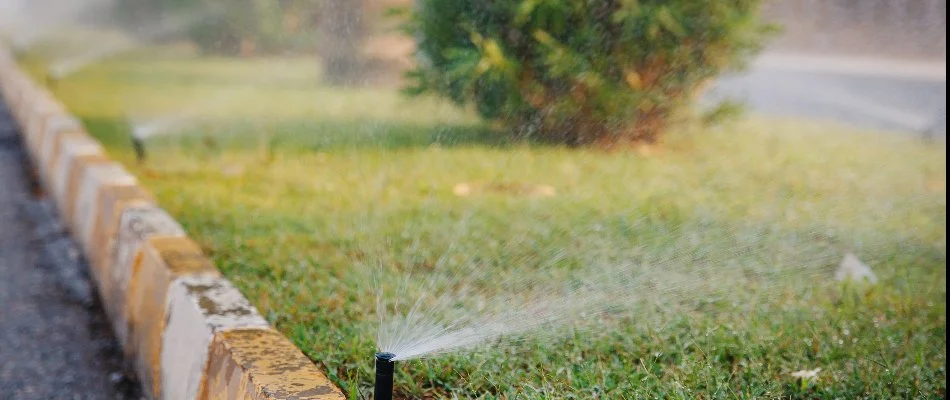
0, 99, 140, 399
708, 53, 947, 136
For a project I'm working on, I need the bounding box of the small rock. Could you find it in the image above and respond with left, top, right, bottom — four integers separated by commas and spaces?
791, 367, 822, 379
835, 253, 878, 284
109, 372, 125, 384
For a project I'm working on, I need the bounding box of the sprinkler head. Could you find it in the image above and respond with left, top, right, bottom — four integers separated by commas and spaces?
130, 135, 147, 164
374, 352, 395, 400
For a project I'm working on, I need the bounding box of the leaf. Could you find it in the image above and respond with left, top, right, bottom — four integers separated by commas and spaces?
612, 0, 641, 23
469, 31, 485, 47
532, 29, 555, 46
623, 68, 643, 90
621, 0, 640, 9
483, 40, 507, 67
475, 58, 493, 76
514, 0, 541, 26
656, 7, 686, 37
647, 23, 660, 40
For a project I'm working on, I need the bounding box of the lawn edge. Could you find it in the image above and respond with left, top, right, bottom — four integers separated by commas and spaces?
0, 46, 346, 400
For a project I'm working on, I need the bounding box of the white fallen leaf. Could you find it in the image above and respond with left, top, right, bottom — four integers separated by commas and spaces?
530, 185, 556, 198
835, 253, 878, 284
220, 164, 245, 177
453, 183, 472, 197
790, 368, 822, 379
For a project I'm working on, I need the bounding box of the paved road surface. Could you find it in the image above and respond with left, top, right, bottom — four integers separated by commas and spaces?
0, 99, 139, 399
709, 52, 947, 136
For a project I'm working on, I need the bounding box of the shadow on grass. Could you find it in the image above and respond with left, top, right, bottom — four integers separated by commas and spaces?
81, 116, 539, 155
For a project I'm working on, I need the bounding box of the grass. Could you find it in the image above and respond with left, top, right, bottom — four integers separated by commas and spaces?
14, 46, 947, 398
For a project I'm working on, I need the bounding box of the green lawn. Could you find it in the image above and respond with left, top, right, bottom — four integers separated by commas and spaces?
16, 48, 947, 398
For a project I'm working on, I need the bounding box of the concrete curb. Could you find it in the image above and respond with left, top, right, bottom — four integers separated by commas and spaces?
0, 47, 346, 400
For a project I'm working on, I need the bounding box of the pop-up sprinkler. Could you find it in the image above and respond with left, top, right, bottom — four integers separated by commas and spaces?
374, 352, 395, 400
130, 135, 146, 163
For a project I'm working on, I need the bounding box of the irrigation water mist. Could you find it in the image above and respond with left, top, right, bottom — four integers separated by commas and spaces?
126, 87, 272, 161
373, 213, 910, 363
45, 11, 212, 81
370, 220, 859, 399
128, 107, 211, 161
131, 115, 188, 140
47, 36, 137, 81
0, 0, 102, 52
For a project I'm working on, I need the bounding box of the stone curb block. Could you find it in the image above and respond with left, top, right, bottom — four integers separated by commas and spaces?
89, 188, 154, 274
163, 275, 270, 399
106, 205, 186, 346
0, 46, 346, 400
126, 236, 222, 398
52, 136, 109, 221
45, 130, 99, 193
203, 330, 345, 400
38, 115, 84, 179
73, 161, 139, 252
26, 98, 66, 154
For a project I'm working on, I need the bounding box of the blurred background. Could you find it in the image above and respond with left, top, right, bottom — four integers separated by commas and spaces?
2, 0, 944, 135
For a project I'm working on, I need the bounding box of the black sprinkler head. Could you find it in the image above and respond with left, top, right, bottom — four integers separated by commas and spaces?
374, 352, 396, 400
131, 136, 147, 163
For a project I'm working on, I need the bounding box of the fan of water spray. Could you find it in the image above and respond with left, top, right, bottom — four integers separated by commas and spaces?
367, 200, 933, 398
44, 10, 215, 82
378, 227, 819, 360
0, 0, 100, 52
130, 114, 191, 141
125, 87, 274, 162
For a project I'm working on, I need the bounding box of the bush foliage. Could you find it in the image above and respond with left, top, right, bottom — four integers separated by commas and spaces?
406, 0, 772, 145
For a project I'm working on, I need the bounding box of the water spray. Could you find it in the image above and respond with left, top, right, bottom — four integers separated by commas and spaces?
374, 352, 395, 400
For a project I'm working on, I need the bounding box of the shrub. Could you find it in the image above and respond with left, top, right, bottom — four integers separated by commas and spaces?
406, 0, 773, 146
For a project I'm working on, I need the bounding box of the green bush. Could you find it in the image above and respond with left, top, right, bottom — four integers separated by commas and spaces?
406, 0, 773, 146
